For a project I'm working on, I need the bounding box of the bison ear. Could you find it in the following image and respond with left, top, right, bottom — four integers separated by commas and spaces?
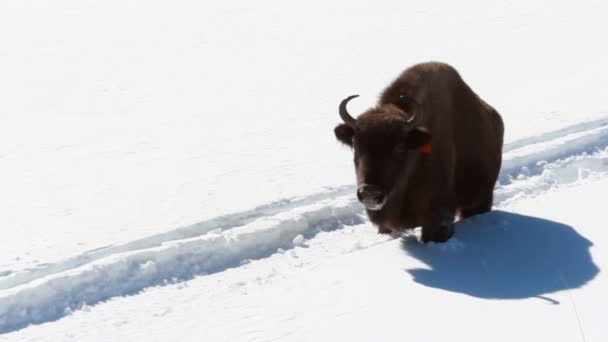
406, 127, 431, 150
334, 124, 354, 146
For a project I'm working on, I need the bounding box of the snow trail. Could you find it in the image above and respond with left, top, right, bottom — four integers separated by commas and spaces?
0, 196, 362, 332
499, 117, 608, 185
502, 115, 608, 152
1, 116, 607, 333
0, 185, 354, 290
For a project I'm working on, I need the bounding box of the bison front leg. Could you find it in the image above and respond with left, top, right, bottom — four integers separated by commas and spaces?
421, 207, 455, 243
421, 180, 457, 242
377, 224, 404, 238
421, 146, 456, 243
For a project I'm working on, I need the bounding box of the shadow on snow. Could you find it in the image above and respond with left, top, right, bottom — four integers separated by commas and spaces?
401, 210, 599, 302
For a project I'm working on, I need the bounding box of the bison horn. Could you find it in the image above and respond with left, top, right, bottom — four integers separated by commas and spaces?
339, 95, 359, 126
406, 112, 416, 123
399, 94, 417, 123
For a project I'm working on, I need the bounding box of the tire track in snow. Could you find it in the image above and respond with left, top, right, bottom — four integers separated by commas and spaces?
1, 115, 608, 333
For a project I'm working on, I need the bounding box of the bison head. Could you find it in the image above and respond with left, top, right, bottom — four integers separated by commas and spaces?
334, 95, 431, 211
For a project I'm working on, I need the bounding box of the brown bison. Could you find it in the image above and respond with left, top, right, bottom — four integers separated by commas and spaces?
334, 62, 504, 242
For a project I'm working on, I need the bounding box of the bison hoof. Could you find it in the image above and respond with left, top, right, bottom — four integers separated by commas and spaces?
421, 223, 454, 243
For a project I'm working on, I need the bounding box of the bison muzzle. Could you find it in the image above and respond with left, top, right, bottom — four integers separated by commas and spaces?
334, 62, 504, 243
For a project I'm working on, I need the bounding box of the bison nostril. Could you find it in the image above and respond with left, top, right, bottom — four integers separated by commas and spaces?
357, 184, 386, 204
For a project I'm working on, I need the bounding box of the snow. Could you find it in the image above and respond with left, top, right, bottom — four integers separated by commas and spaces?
1, 0, 608, 341
292, 235, 305, 247
0, 194, 363, 332
2, 118, 608, 334
4, 181, 606, 341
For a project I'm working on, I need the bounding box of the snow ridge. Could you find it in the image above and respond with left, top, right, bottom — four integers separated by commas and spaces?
0, 185, 354, 291
0, 195, 361, 332
496, 113, 608, 205
1, 117, 608, 333
499, 118, 608, 185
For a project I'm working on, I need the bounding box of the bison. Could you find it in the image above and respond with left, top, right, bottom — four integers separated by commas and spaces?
334, 62, 504, 242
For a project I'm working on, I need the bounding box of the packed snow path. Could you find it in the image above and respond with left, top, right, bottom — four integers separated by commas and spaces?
1, 117, 607, 333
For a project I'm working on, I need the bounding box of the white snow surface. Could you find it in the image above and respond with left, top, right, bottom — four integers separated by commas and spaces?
1, 0, 608, 341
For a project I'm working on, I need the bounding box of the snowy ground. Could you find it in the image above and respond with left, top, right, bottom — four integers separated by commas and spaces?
1, 0, 608, 341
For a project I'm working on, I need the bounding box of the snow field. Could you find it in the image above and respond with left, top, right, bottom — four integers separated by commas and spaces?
1, 116, 607, 333
2, 0, 608, 340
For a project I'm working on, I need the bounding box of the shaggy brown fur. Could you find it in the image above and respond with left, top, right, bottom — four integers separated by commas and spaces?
334, 62, 504, 242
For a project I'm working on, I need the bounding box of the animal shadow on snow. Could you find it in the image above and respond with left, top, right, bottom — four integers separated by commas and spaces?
401, 210, 599, 302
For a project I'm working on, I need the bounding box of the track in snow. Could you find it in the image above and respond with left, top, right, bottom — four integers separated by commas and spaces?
0, 185, 355, 291
1, 116, 608, 333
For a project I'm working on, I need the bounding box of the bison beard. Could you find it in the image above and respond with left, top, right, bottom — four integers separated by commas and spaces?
334, 62, 504, 243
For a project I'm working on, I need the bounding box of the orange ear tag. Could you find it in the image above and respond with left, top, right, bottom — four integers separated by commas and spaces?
420, 143, 432, 154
